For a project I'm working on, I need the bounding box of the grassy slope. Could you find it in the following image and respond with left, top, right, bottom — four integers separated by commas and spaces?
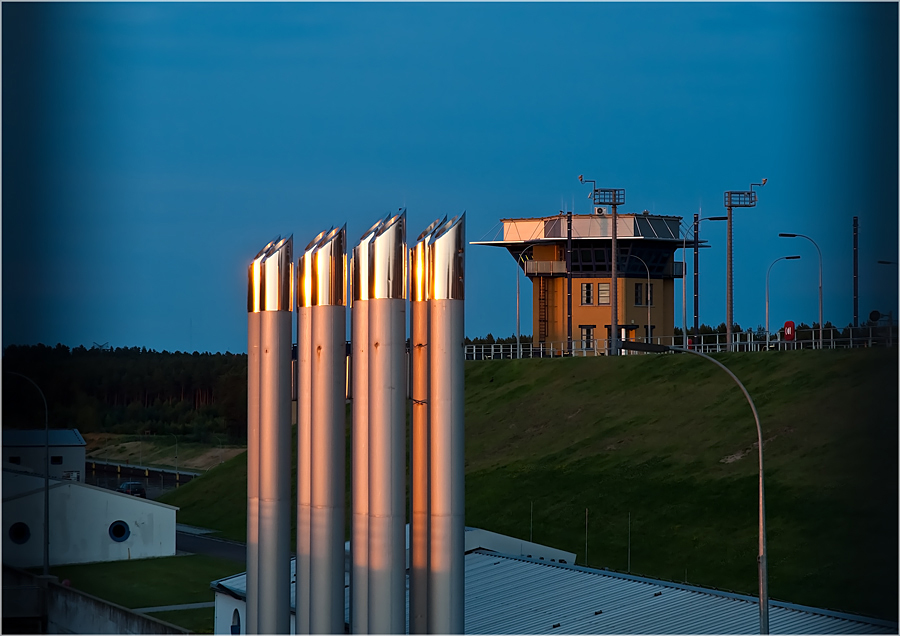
160, 348, 898, 620
44, 554, 242, 609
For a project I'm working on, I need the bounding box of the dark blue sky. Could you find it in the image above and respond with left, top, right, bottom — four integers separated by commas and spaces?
3, 2, 897, 353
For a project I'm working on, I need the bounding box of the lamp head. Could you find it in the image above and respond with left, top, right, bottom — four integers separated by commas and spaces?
578, 175, 584, 183
761, 178, 767, 186
786, 255, 801, 260
779, 233, 797, 238
708, 216, 728, 221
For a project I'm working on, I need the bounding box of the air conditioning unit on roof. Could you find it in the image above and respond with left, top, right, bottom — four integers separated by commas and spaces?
594, 206, 608, 215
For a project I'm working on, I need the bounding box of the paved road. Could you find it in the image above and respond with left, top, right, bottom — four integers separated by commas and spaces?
176, 532, 246, 563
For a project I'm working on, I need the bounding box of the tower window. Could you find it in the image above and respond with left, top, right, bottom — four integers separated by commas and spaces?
580, 283, 593, 305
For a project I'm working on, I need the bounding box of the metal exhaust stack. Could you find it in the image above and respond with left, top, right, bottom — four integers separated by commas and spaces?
247, 237, 278, 635
256, 235, 294, 634
296, 229, 329, 635
410, 217, 446, 634
427, 215, 465, 634
305, 226, 348, 634
367, 212, 408, 633
350, 217, 387, 634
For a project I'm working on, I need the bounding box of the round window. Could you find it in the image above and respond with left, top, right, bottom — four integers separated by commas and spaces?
108, 520, 130, 542
9, 522, 30, 545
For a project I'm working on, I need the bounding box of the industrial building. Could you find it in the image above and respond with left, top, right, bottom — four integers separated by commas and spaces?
473, 211, 687, 349
2, 469, 177, 568
210, 526, 894, 635
3, 429, 87, 482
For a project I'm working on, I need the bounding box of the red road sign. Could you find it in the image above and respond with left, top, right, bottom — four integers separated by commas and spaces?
784, 320, 795, 341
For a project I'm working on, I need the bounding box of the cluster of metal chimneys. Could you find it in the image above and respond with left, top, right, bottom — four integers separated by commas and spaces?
246, 212, 465, 634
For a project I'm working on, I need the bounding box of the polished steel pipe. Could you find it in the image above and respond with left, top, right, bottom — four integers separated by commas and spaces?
296, 229, 328, 635
367, 212, 408, 634
410, 217, 445, 634
350, 218, 385, 634
307, 227, 348, 634
257, 236, 293, 634
427, 215, 465, 635
246, 238, 277, 635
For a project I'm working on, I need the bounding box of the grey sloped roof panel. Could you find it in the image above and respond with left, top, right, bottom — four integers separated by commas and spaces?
210, 549, 896, 634
463, 551, 896, 635
2, 428, 85, 447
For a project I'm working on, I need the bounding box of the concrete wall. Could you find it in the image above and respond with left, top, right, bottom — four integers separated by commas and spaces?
4, 444, 85, 481
3, 565, 187, 634
2, 472, 177, 568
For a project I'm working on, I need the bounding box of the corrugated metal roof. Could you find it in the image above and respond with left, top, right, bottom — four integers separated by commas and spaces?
2, 428, 86, 448
210, 550, 895, 634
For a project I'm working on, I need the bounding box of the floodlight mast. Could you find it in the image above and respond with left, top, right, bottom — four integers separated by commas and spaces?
580, 175, 625, 355
723, 179, 766, 350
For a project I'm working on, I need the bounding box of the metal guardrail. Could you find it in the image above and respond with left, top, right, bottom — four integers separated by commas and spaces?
465, 327, 897, 359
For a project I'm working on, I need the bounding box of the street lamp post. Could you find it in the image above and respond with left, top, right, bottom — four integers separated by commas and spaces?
6, 371, 50, 576
724, 180, 767, 351
631, 254, 652, 343
779, 233, 823, 349
619, 341, 769, 634
170, 433, 178, 483
766, 256, 801, 341
692, 215, 728, 346
580, 175, 625, 355
516, 244, 537, 359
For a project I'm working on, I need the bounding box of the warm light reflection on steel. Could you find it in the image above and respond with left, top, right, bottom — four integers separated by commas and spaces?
370, 212, 408, 300
248, 238, 277, 313
308, 227, 347, 634
427, 213, 465, 634
410, 217, 444, 634
367, 211, 407, 633
350, 216, 385, 635
256, 235, 293, 635
262, 237, 293, 312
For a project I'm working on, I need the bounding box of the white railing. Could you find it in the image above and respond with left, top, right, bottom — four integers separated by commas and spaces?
464, 327, 896, 360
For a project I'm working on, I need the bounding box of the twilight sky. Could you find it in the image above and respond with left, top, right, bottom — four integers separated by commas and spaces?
3, 2, 897, 353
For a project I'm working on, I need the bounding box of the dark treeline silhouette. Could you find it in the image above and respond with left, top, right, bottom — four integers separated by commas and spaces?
2, 344, 247, 443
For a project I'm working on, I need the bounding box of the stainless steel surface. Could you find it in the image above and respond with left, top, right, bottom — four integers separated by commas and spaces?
429, 215, 465, 301
410, 219, 443, 634
370, 212, 407, 300
246, 311, 260, 634
248, 239, 277, 313
313, 226, 347, 306
300, 229, 330, 308
350, 294, 370, 635
350, 220, 382, 635
262, 237, 294, 312
295, 305, 312, 635
368, 297, 408, 634
258, 309, 293, 634
354, 217, 387, 301
309, 304, 347, 634
427, 298, 465, 635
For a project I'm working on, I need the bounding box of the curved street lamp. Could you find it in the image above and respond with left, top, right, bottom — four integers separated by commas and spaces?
5, 371, 50, 576
619, 340, 769, 634
631, 254, 652, 343
779, 233, 823, 349
766, 256, 801, 341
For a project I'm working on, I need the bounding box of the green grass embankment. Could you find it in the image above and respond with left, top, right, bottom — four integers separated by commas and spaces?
160, 347, 898, 620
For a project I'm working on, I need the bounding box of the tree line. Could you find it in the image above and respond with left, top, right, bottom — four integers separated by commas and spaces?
2, 344, 247, 443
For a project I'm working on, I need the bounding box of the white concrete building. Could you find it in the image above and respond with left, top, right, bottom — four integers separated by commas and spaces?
3, 428, 87, 482
2, 470, 177, 568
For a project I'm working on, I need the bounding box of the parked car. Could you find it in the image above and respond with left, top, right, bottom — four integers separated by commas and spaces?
117, 481, 146, 498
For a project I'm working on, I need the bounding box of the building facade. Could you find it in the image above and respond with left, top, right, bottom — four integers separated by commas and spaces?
474, 211, 686, 350
2, 429, 86, 482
